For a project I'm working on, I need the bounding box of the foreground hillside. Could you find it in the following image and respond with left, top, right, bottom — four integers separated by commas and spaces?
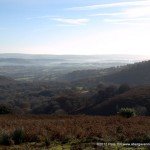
0, 76, 150, 116
0, 115, 149, 149
79, 86, 150, 116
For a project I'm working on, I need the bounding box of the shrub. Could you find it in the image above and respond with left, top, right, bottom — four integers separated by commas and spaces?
118, 84, 130, 94
44, 137, 51, 147
0, 105, 12, 114
12, 128, 25, 144
116, 125, 123, 134
0, 133, 13, 145
118, 108, 136, 118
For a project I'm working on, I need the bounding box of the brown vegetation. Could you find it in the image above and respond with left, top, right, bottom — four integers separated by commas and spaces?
0, 115, 150, 146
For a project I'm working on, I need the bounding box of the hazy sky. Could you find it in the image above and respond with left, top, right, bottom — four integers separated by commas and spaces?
0, 0, 150, 55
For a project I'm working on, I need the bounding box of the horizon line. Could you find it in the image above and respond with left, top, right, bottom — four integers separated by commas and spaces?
0, 53, 150, 57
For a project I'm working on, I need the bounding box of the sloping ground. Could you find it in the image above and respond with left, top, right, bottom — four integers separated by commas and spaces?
0, 75, 15, 85
64, 60, 150, 87
61, 67, 120, 82
79, 86, 150, 115
102, 60, 150, 85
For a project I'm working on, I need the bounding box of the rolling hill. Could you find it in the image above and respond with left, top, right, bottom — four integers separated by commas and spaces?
102, 60, 150, 85
64, 60, 150, 87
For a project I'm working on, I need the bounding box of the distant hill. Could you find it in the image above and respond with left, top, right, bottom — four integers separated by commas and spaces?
66, 60, 150, 87
0, 53, 148, 64
102, 60, 150, 85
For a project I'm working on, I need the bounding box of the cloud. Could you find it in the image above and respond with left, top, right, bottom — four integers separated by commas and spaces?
52, 18, 89, 26
90, 13, 125, 17
124, 6, 150, 18
26, 15, 58, 20
90, 6, 150, 19
26, 16, 89, 26
89, 3, 150, 25
104, 18, 150, 24
105, 6, 150, 24
68, 0, 150, 11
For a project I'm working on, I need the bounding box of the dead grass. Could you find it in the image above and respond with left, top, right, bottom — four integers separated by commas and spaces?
0, 115, 149, 146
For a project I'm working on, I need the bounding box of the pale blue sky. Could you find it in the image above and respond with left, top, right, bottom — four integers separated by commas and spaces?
0, 0, 150, 55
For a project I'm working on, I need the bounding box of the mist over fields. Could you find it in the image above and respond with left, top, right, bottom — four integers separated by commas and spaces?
0, 54, 148, 81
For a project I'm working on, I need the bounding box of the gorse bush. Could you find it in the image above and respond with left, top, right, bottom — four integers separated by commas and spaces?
119, 108, 136, 118
12, 128, 25, 144
0, 105, 12, 114
44, 137, 51, 147
0, 133, 12, 145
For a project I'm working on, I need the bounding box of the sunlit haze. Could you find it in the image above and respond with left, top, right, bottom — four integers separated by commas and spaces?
0, 0, 150, 56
